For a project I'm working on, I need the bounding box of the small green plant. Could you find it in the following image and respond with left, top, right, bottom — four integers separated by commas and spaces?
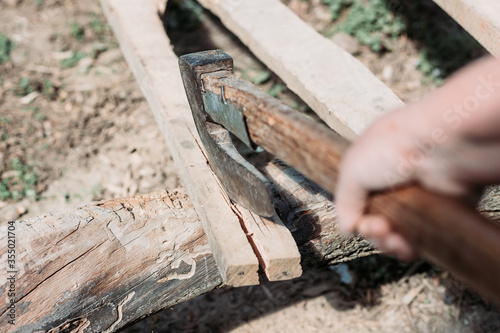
60, 51, 87, 68
43, 78, 58, 99
323, 0, 353, 20
323, 0, 483, 81
70, 22, 85, 41
90, 13, 110, 38
324, 0, 406, 52
0, 158, 39, 201
268, 83, 285, 98
251, 70, 272, 85
16, 77, 39, 96
0, 32, 14, 64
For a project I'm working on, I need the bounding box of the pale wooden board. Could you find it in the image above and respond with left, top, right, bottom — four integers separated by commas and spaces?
236, 205, 302, 280
101, 0, 301, 285
197, 0, 405, 141
100, 0, 257, 286
433, 0, 500, 58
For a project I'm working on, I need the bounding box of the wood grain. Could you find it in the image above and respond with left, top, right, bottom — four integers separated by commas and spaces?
0, 190, 222, 333
433, 0, 500, 58
203, 71, 348, 195
202, 70, 500, 304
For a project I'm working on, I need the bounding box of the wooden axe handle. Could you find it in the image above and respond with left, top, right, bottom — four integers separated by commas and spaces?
202, 72, 500, 303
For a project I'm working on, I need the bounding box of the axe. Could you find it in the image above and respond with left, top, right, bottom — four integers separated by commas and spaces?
179, 50, 500, 302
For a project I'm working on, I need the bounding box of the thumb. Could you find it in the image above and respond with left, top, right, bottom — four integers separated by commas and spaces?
335, 173, 368, 235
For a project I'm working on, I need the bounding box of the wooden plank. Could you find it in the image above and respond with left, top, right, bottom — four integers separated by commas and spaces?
0, 190, 223, 332
100, 0, 259, 286
235, 206, 302, 280
433, 0, 500, 58
101, 0, 302, 284
197, 0, 405, 141
195, 1, 500, 302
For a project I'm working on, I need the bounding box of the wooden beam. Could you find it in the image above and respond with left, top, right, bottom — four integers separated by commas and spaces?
433, 0, 500, 58
0, 190, 222, 332
101, 0, 303, 286
0, 187, 376, 332
197, 0, 404, 141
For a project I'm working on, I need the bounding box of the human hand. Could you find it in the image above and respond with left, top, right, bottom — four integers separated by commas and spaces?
335, 56, 500, 260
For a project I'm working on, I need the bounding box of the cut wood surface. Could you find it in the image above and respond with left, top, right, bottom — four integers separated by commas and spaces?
0, 188, 375, 332
197, 0, 404, 141
433, 0, 500, 58
101, 0, 303, 286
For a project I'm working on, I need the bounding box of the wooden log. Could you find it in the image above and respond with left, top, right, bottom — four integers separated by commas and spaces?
0, 190, 222, 333
433, 0, 500, 58
0, 187, 373, 332
196, 0, 405, 141
100, 0, 303, 286
260, 160, 376, 267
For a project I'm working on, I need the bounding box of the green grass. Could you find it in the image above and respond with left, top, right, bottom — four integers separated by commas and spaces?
322, 0, 484, 82
268, 83, 285, 98
90, 13, 110, 38
16, 77, 37, 96
0, 32, 14, 64
323, 0, 406, 52
251, 71, 272, 85
70, 22, 85, 41
60, 51, 87, 68
0, 158, 39, 202
43, 78, 58, 100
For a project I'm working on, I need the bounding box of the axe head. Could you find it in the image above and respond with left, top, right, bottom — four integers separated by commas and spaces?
179, 50, 275, 217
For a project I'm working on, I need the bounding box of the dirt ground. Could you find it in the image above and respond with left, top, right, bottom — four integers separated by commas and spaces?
1, 0, 499, 332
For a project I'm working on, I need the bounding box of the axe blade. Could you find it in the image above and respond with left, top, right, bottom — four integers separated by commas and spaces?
179, 50, 275, 217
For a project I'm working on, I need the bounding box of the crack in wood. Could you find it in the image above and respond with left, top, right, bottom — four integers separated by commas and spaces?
55, 221, 82, 246
0, 241, 105, 318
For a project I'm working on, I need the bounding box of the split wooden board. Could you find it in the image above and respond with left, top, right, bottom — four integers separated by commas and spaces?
101, 0, 302, 286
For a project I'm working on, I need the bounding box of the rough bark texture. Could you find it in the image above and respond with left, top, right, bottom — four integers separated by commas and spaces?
260, 160, 376, 268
